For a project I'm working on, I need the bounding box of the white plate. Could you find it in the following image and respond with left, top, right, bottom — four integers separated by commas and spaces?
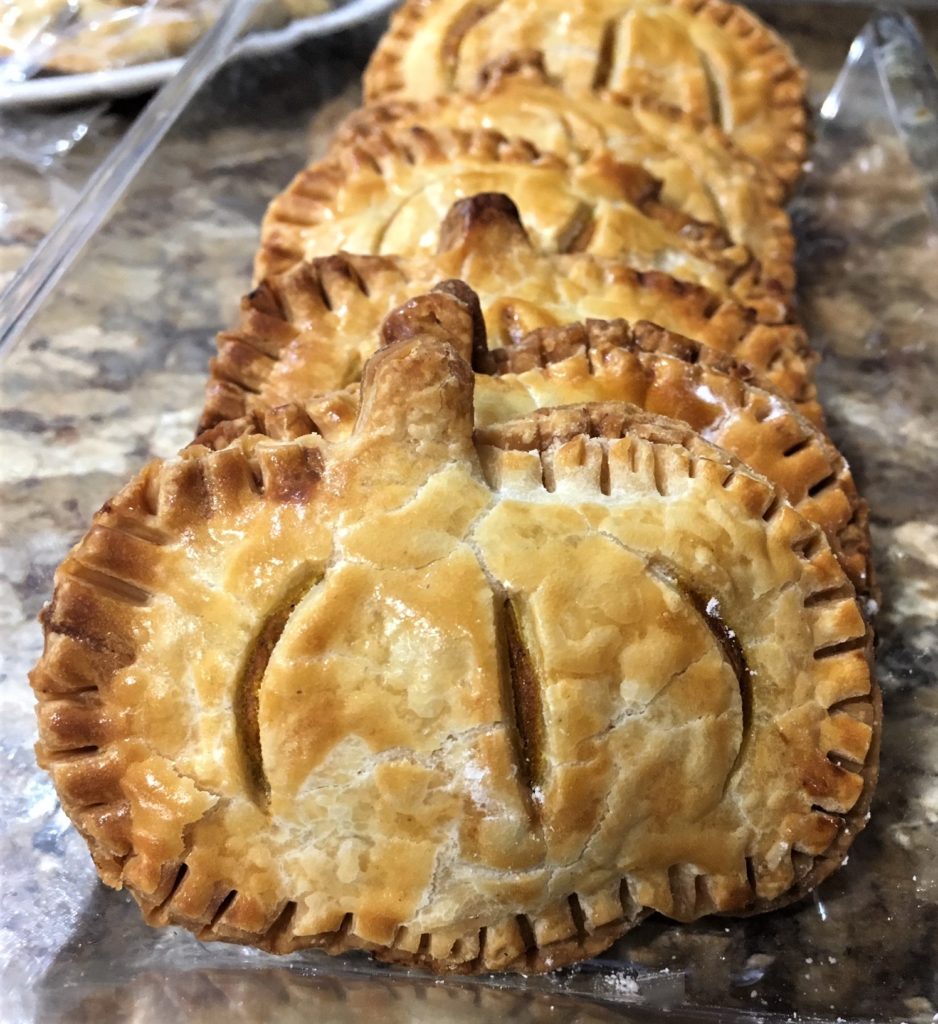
0, 0, 395, 108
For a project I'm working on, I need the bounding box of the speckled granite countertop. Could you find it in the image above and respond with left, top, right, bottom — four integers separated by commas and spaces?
1, 9, 936, 1024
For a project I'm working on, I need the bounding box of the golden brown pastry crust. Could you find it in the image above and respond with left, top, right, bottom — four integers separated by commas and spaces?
32, 332, 875, 973
257, 124, 790, 324
341, 60, 795, 292
363, 0, 808, 191
225, 195, 813, 434
200, 287, 866, 596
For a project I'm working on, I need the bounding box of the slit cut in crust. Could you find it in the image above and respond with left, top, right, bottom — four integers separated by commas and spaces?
31, 298, 877, 974
214, 194, 815, 433
257, 123, 791, 324
340, 58, 795, 293
363, 0, 809, 191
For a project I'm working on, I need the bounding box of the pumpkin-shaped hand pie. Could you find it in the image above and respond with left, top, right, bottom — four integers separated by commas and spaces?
363, 0, 807, 191
213, 194, 814, 432
340, 60, 795, 294
258, 126, 788, 324
33, 326, 877, 972
203, 279, 863, 594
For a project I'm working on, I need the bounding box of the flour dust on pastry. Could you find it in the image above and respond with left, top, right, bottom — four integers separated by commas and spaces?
233, 194, 809, 435
363, 0, 808, 190
341, 58, 795, 293
258, 125, 789, 323
203, 283, 865, 595
32, 321, 876, 971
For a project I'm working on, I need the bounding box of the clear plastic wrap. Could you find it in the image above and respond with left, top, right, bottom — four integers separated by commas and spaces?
0, 0, 396, 105
0, 103, 115, 288
0, 0, 319, 76
0, 8, 936, 1023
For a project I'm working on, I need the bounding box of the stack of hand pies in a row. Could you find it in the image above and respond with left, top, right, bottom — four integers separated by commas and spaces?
32, 0, 880, 975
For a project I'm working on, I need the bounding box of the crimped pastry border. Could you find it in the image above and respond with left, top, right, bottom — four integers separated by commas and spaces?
257, 123, 790, 324
31, 386, 876, 971
362, 0, 808, 191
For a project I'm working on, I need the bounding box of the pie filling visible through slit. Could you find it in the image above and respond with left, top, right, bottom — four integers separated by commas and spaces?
31, 307, 877, 973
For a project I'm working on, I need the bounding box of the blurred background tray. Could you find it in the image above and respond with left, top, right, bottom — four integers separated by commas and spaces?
0, 0, 396, 107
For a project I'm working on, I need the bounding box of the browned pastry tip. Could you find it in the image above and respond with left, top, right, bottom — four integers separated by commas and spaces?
259, 119, 791, 325
436, 192, 532, 255
431, 279, 493, 372
378, 290, 472, 355
356, 331, 477, 443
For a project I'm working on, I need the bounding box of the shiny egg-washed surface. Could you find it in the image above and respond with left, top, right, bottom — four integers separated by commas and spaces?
363, 0, 808, 189
2, 13, 937, 1020
30, 332, 875, 972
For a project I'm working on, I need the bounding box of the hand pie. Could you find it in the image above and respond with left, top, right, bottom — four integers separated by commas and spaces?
202, 284, 867, 596
258, 125, 789, 324
363, 0, 807, 190
235, 194, 811, 433
32, 333, 876, 972
341, 58, 794, 292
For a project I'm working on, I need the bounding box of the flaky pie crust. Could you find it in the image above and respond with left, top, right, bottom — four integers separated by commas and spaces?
257, 124, 790, 324
32, 327, 876, 973
363, 0, 808, 191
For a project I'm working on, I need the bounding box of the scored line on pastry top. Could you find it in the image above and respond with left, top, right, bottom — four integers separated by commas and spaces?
257, 123, 791, 325
31, 323, 877, 973
361, 0, 808, 191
